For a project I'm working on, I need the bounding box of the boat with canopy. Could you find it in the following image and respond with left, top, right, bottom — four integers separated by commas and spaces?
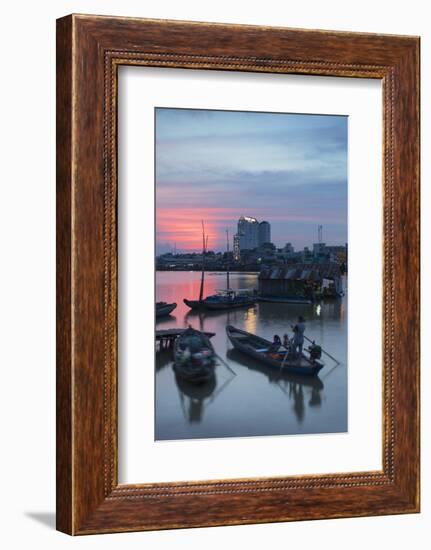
173, 327, 217, 384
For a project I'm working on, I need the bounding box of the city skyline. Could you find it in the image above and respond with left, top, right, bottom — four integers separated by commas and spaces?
156, 108, 348, 253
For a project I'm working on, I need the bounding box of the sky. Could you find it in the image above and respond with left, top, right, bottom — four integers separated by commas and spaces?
155, 108, 348, 254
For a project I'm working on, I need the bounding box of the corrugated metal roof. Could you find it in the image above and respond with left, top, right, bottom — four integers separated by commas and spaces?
285, 268, 298, 279
259, 262, 341, 281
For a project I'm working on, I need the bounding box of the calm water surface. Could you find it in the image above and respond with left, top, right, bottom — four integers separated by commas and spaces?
155, 271, 347, 440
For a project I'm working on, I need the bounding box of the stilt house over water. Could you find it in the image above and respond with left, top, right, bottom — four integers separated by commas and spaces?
258, 262, 344, 300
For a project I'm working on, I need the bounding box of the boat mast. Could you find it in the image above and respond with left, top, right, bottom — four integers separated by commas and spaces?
199, 220, 206, 302
226, 228, 230, 290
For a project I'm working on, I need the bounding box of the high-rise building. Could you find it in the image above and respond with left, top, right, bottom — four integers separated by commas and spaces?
233, 216, 260, 260
258, 221, 271, 246
233, 216, 273, 260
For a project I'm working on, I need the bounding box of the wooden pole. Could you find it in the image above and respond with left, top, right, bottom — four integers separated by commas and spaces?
226, 228, 230, 290
199, 220, 206, 302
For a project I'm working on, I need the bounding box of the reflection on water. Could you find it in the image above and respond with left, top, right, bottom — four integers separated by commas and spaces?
155, 271, 347, 440
176, 374, 217, 423
226, 348, 323, 425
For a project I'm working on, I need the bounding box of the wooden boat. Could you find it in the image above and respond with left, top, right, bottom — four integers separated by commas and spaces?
184, 290, 256, 311
183, 225, 256, 312
156, 301, 177, 317
173, 327, 217, 384
204, 289, 256, 310
183, 298, 206, 310
226, 325, 324, 376
258, 295, 313, 305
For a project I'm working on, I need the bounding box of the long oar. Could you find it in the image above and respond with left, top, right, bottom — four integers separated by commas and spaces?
303, 334, 340, 365
207, 375, 235, 406
215, 353, 237, 376
321, 362, 341, 381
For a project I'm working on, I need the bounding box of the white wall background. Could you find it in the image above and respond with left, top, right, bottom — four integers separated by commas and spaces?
0, 0, 428, 548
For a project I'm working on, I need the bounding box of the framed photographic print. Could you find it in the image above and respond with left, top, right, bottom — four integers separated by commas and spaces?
152, 106, 348, 442
56, 14, 420, 534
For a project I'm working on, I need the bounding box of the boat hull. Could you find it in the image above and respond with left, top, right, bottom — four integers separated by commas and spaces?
204, 299, 255, 311
226, 325, 323, 376
173, 363, 215, 384
184, 297, 256, 311
155, 302, 177, 317
183, 298, 206, 310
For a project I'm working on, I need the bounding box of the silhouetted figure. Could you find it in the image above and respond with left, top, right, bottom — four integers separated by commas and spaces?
309, 387, 322, 407
291, 383, 305, 423
268, 334, 282, 353
292, 316, 306, 358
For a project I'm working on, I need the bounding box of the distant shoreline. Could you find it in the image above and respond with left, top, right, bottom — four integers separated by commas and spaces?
156, 269, 260, 274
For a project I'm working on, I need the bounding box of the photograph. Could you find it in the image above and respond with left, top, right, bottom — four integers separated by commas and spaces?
155, 107, 348, 440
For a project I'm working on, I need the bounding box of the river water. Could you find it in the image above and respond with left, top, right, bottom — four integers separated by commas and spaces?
155, 271, 347, 440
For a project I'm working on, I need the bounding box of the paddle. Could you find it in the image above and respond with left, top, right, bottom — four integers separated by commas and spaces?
207, 374, 235, 406
321, 362, 341, 381
215, 353, 237, 376
303, 334, 340, 365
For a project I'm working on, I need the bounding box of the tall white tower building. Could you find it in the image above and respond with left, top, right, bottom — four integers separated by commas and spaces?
233, 216, 272, 260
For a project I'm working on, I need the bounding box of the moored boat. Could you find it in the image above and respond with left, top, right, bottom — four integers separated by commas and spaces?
183, 298, 206, 310
226, 325, 323, 376
156, 301, 177, 317
184, 290, 256, 311
203, 289, 256, 310
173, 327, 217, 384
183, 224, 257, 311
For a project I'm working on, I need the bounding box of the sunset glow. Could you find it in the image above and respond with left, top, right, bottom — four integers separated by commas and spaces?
155, 108, 348, 253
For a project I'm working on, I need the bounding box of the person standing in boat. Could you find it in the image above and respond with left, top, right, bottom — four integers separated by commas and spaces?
292, 316, 306, 358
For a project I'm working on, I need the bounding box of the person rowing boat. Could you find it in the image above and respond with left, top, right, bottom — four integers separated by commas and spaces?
292, 316, 306, 358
